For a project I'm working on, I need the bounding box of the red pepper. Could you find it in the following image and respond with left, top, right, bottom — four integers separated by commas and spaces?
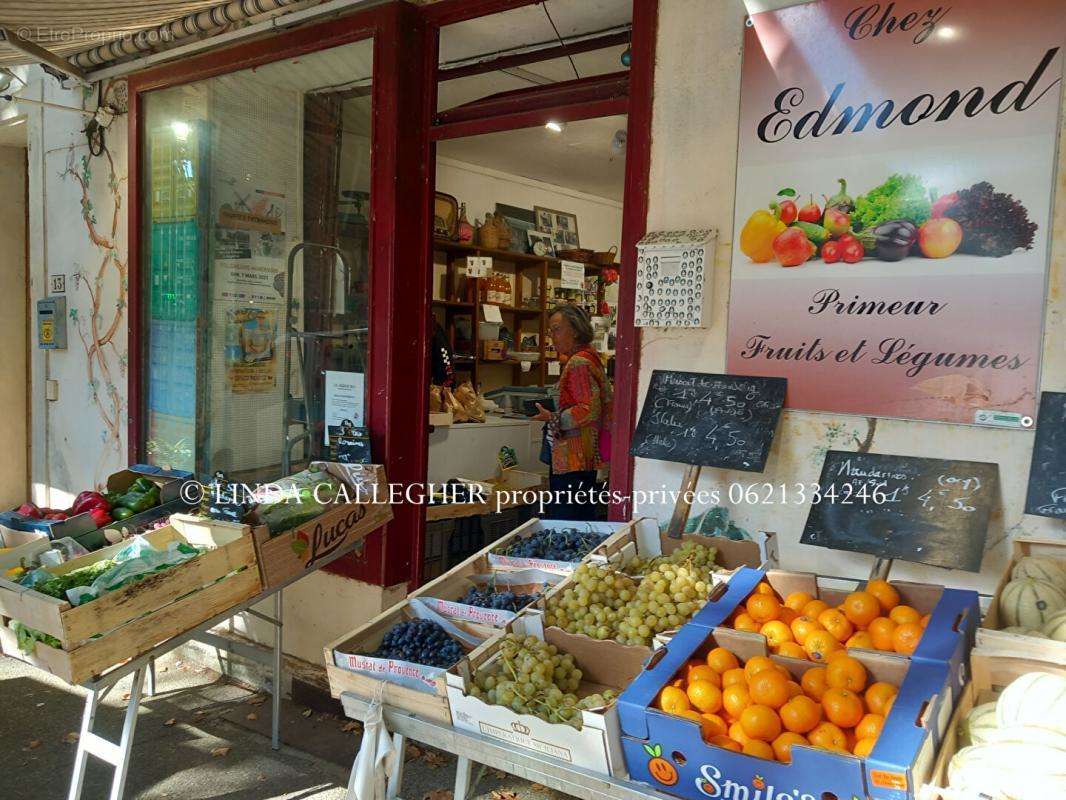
821, 241, 842, 263
841, 240, 865, 263
44, 512, 69, 521
72, 491, 110, 515
16, 502, 41, 519
88, 507, 113, 528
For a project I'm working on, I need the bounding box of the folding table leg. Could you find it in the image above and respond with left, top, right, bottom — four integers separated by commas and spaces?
144, 659, 157, 698
454, 755, 474, 800
272, 589, 283, 751
67, 683, 104, 800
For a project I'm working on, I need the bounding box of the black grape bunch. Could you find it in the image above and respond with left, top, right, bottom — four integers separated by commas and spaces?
502, 526, 610, 562
459, 586, 540, 612
371, 618, 464, 668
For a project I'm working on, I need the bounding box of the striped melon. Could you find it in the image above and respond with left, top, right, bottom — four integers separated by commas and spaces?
1042, 609, 1066, 642
1001, 625, 1049, 638
948, 742, 1066, 798
996, 672, 1066, 730
999, 578, 1066, 629
1012, 555, 1066, 588
960, 701, 998, 745
983, 724, 1066, 751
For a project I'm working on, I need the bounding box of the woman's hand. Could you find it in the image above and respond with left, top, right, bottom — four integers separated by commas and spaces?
531, 403, 553, 422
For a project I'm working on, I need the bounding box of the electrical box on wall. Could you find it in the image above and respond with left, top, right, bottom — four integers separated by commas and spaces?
36, 296, 67, 349
634, 229, 716, 328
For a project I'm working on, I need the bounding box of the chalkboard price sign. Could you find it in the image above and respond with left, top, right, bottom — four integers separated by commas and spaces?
1025, 391, 1066, 520
801, 451, 999, 572
629, 371, 787, 472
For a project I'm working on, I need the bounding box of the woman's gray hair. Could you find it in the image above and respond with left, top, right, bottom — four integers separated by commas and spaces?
550, 304, 595, 345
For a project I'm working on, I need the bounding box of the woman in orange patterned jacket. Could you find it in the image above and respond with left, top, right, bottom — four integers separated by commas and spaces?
533, 305, 613, 520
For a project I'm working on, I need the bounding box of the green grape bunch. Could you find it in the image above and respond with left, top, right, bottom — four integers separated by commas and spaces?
544, 541, 721, 647
467, 634, 617, 729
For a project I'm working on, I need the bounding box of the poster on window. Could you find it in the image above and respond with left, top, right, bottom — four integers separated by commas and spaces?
725, 0, 1065, 426
214, 261, 285, 307
226, 308, 278, 394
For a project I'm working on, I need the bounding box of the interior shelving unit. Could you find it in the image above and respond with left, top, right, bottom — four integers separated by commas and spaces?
431, 239, 605, 388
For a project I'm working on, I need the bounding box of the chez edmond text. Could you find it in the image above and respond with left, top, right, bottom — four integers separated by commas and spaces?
739, 288, 1029, 379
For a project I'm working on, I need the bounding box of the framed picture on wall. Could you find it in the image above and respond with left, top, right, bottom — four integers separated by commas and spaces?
534, 205, 579, 248
526, 230, 555, 257
495, 203, 537, 254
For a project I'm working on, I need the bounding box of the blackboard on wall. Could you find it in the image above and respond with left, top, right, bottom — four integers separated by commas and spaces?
800, 451, 999, 572
629, 371, 787, 472
1025, 391, 1066, 519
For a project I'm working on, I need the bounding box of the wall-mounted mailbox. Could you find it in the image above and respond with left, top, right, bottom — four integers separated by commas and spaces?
36, 296, 67, 349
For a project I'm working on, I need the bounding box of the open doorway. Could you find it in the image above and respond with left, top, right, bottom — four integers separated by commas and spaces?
421, 0, 639, 580
0, 116, 28, 508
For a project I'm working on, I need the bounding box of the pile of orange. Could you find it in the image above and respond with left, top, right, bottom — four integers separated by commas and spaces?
655, 645, 900, 763
727, 579, 930, 661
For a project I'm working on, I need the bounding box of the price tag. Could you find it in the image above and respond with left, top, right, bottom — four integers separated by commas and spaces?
482, 303, 503, 324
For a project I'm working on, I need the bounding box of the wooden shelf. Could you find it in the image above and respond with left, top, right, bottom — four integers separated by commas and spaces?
432, 238, 607, 272
431, 299, 475, 310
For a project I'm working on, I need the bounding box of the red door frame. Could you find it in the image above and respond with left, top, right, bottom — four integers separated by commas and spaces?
126, 0, 432, 587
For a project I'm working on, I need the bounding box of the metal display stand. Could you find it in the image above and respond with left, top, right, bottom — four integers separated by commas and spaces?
339, 694, 678, 800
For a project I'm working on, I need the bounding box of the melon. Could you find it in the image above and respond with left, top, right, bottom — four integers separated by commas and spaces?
1042, 609, 1066, 642
948, 742, 1066, 798
995, 672, 1066, 730
1012, 555, 1066, 588
961, 701, 998, 746
999, 578, 1066, 629
983, 724, 1066, 751
1001, 625, 1049, 638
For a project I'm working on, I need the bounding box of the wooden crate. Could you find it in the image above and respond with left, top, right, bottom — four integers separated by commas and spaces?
0, 529, 52, 576
922, 651, 1066, 797
324, 599, 498, 724
977, 535, 1066, 663
249, 464, 393, 590
0, 515, 261, 684
425, 479, 496, 522
486, 517, 638, 574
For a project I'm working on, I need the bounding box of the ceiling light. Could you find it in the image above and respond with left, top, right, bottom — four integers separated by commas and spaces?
545, 120, 565, 133
938, 26, 956, 39
171, 121, 191, 140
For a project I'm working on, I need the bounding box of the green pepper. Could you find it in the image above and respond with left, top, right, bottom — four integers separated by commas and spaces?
111, 507, 135, 520
103, 491, 122, 507
130, 477, 156, 493
114, 488, 158, 514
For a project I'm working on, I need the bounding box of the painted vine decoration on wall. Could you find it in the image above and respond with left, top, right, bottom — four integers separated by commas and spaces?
62, 139, 128, 482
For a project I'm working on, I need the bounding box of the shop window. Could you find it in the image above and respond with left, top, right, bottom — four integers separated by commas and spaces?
141, 38, 373, 480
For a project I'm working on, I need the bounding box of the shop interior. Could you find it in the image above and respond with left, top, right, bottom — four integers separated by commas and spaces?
424, 1, 631, 571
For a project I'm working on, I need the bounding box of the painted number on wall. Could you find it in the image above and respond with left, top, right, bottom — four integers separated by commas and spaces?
50, 274, 66, 293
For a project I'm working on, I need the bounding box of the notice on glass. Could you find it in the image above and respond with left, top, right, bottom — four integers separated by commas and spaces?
214, 261, 285, 307
560, 260, 585, 290
324, 371, 365, 445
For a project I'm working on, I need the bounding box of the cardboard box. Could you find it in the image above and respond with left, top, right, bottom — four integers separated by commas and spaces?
0, 528, 51, 571
921, 650, 1066, 798
0, 515, 261, 684
977, 535, 1066, 664
483, 340, 506, 360
486, 517, 639, 574
325, 597, 496, 724
713, 569, 979, 694
446, 615, 649, 777
618, 570, 956, 800
248, 463, 392, 590
411, 552, 565, 628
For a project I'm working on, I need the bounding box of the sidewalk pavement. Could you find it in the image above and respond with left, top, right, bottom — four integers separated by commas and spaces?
0, 653, 567, 800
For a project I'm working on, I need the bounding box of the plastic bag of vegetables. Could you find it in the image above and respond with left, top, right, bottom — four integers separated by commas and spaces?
253, 465, 343, 535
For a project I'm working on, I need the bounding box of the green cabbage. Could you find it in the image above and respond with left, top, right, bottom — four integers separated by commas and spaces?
853, 174, 933, 231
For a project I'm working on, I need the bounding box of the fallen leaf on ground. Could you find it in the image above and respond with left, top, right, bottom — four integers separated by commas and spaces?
422, 750, 447, 768
258, 775, 267, 782
163, 719, 177, 727
341, 721, 361, 734
210, 746, 231, 758
491, 791, 518, 800
63, 732, 79, 744
247, 695, 267, 706
423, 791, 452, 800
122, 693, 131, 701
159, 666, 168, 673
405, 743, 423, 760
246, 712, 258, 721
301, 708, 313, 718
25, 739, 41, 750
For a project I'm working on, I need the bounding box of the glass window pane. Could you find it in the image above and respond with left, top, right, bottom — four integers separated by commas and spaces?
142, 39, 373, 481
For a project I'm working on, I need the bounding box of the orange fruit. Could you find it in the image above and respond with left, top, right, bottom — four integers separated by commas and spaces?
892, 621, 924, 655
749, 669, 791, 709
843, 591, 881, 628
678, 709, 720, 741
777, 641, 807, 660
785, 680, 804, 698
688, 664, 722, 687
824, 648, 851, 663
804, 630, 841, 663
747, 593, 782, 624
790, 615, 824, 646
701, 713, 729, 739
722, 684, 753, 719
659, 685, 691, 713
722, 667, 747, 688
826, 655, 868, 692
707, 647, 740, 674
889, 605, 921, 626
855, 712, 884, 741
784, 591, 814, 613
777, 606, 799, 625
802, 599, 830, 619
744, 655, 777, 682
800, 666, 829, 701
772, 731, 808, 763
867, 617, 898, 651
866, 579, 900, 613
754, 581, 776, 596
919, 613, 931, 629
739, 704, 782, 742
817, 609, 855, 643
671, 678, 686, 689
734, 613, 760, 633
742, 739, 775, 760
808, 721, 848, 752
864, 682, 899, 715
822, 688, 865, 729
709, 734, 742, 752
687, 680, 723, 714
853, 737, 877, 758
846, 631, 875, 650
728, 720, 752, 746
760, 620, 795, 650
779, 695, 822, 733
881, 694, 896, 717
